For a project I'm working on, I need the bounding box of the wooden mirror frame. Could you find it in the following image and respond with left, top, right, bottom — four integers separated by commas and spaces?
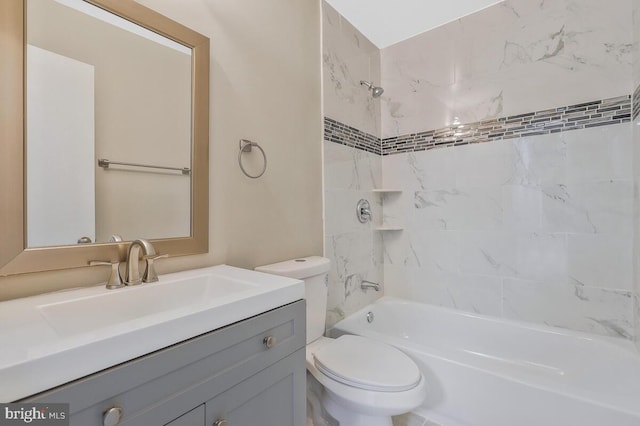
0, 0, 209, 276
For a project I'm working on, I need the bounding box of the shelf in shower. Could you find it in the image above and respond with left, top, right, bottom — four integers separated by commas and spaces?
375, 226, 403, 231
372, 189, 402, 194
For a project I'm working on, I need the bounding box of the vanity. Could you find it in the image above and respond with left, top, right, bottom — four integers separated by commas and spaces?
1, 266, 306, 425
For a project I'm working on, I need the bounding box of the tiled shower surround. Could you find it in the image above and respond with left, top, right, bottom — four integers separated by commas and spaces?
383, 121, 634, 339
323, 140, 382, 328
380, 0, 633, 138
322, 0, 640, 342
325, 112, 635, 339
322, 2, 383, 329
632, 0, 640, 352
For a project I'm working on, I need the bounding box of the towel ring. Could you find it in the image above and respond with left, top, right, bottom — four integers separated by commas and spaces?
238, 139, 267, 179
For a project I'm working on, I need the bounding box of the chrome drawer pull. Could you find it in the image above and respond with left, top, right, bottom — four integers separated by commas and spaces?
263, 335, 276, 349
214, 420, 228, 426
103, 407, 123, 426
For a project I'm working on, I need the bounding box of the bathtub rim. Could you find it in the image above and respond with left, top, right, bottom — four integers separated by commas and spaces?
331, 296, 638, 354
329, 296, 640, 419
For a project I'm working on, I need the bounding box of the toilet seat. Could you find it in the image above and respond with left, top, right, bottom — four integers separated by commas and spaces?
312, 335, 421, 392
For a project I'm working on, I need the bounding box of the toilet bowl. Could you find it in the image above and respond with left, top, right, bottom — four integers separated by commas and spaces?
256, 257, 426, 426
307, 336, 426, 426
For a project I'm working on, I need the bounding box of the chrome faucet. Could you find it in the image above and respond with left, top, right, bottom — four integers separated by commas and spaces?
361, 280, 381, 292
124, 239, 166, 285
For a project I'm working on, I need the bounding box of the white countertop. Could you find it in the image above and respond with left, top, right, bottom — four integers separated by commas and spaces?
0, 265, 304, 402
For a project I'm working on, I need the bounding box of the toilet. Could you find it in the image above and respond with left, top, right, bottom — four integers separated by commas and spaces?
256, 256, 426, 426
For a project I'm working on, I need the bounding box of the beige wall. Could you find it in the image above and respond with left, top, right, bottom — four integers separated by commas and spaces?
0, 0, 323, 300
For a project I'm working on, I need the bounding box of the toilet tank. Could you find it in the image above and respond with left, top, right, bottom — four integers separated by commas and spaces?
255, 256, 330, 344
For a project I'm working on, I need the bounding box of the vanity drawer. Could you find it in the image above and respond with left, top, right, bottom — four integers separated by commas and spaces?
22, 300, 306, 426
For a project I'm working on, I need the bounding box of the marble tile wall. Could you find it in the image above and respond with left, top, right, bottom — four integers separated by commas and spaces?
323, 2, 384, 328
324, 140, 383, 328
323, 2, 381, 138
381, 0, 633, 139
382, 123, 635, 339
375, 0, 638, 340
633, 0, 640, 350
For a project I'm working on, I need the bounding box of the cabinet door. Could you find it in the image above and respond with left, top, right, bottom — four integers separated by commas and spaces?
165, 405, 205, 426
206, 349, 306, 426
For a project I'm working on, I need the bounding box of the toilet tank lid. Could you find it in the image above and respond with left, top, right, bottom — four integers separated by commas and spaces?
255, 256, 330, 279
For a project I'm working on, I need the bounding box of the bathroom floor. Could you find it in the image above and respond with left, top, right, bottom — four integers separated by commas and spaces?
393, 412, 443, 426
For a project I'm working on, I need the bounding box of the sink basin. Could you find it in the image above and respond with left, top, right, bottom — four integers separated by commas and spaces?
0, 265, 304, 402
39, 274, 255, 337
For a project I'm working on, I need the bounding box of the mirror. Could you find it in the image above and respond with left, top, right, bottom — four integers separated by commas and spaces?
27, 0, 193, 247
0, 0, 209, 275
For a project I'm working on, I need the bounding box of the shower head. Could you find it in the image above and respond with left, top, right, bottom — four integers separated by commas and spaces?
371, 86, 384, 98
360, 80, 384, 98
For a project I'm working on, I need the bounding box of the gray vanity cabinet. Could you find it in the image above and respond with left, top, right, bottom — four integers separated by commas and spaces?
22, 301, 306, 426
206, 351, 305, 425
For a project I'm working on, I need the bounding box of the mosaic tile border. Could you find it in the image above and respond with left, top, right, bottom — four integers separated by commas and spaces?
325, 88, 640, 156
324, 117, 381, 155
381, 94, 631, 155
633, 84, 640, 121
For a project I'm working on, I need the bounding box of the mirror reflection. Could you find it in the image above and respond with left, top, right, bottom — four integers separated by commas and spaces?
26, 0, 192, 248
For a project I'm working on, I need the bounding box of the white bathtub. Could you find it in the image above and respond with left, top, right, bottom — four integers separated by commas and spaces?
329, 297, 640, 426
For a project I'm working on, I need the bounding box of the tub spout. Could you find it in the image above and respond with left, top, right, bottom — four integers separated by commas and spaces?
361, 280, 381, 291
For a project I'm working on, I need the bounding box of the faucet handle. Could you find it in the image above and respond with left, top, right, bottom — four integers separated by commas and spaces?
142, 254, 168, 283
89, 261, 125, 289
